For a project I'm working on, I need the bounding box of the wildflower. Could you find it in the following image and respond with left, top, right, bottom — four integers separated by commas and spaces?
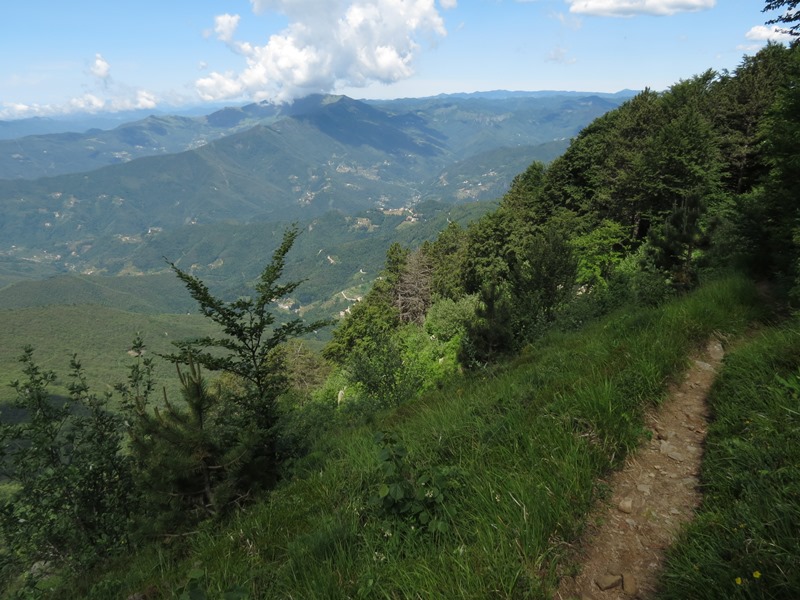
753, 571, 761, 579
735, 577, 743, 585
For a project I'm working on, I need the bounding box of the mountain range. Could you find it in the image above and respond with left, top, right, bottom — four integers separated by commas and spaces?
0, 91, 632, 282
0, 89, 634, 400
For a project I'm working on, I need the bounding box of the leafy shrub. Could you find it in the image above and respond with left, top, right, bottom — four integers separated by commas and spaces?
0, 350, 135, 576
367, 432, 463, 538
344, 329, 426, 409
424, 295, 479, 342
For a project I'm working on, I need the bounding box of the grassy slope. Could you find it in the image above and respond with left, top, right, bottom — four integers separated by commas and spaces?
658, 320, 800, 599
57, 276, 764, 599
0, 305, 223, 406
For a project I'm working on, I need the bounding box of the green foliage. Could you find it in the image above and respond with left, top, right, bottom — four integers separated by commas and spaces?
459, 280, 516, 366
120, 349, 246, 532
368, 432, 462, 538
758, 43, 800, 298
542, 88, 664, 237
570, 220, 627, 290
344, 331, 422, 409
428, 221, 470, 300
0, 349, 134, 577
460, 221, 578, 365
714, 43, 792, 196
111, 228, 331, 535
164, 225, 329, 435
424, 295, 479, 342
51, 276, 761, 599
647, 194, 708, 291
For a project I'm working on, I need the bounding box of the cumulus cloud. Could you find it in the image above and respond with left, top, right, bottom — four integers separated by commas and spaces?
196, 0, 455, 103
744, 24, 795, 43
90, 53, 111, 82
566, 0, 715, 17
214, 13, 241, 42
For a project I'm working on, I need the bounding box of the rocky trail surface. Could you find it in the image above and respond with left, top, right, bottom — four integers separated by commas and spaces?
554, 338, 725, 600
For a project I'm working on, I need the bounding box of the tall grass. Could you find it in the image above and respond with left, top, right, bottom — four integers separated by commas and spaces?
657, 320, 800, 599
53, 275, 763, 599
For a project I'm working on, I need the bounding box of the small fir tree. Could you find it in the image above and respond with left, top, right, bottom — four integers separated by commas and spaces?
162, 225, 329, 483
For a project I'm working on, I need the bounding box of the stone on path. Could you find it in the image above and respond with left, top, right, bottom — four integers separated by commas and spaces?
595, 574, 623, 591
622, 572, 638, 596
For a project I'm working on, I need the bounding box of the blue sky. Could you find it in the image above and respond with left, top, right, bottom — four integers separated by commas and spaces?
1, 0, 792, 119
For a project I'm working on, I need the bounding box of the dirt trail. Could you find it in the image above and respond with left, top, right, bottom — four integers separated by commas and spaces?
554, 338, 725, 600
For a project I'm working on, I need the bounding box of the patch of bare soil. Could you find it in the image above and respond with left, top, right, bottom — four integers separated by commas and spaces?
554, 338, 725, 600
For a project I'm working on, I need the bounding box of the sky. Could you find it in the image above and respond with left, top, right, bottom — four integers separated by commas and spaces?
1, 0, 794, 120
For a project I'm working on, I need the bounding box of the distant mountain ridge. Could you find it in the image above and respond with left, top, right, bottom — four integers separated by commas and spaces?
0, 91, 634, 180
0, 90, 634, 281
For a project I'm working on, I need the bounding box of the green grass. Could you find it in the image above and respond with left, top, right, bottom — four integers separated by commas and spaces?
657, 320, 800, 600
0, 305, 220, 407
47, 275, 765, 599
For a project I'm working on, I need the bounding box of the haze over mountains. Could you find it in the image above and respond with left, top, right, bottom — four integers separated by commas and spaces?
0, 90, 633, 306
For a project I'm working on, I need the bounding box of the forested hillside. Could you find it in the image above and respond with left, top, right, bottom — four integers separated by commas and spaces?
1, 40, 799, 599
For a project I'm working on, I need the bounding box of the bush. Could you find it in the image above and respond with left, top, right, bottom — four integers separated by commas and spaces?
0, 350, 135, 577
424, 295, 479, 342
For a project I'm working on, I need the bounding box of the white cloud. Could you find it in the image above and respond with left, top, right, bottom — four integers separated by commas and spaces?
196, 0, 455, 103
214, 13, 241, 43
0, 79, 159, 119
744, 24, 795, 43
69, 93, 106, 112
90, 53, 111, 81
566, 0, 715, 17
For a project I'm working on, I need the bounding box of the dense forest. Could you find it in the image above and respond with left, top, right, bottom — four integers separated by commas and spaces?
1, 36, 799, 599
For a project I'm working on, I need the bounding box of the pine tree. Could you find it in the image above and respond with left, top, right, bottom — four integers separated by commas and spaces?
122, 356, 238, 531
164, 225, 328, 441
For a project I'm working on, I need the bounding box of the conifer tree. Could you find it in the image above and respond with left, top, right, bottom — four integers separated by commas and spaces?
162, 225, 328, 486
123, 356, 236, 530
